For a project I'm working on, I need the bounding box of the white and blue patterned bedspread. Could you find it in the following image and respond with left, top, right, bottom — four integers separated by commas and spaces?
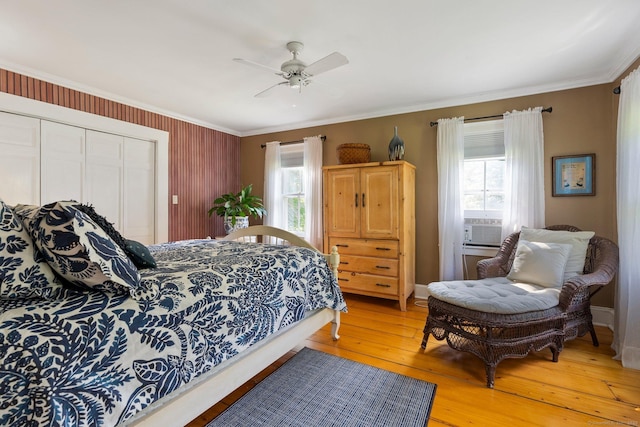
0, 239, 346, 426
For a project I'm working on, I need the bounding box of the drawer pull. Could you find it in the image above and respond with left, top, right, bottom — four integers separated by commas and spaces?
340, 261, 349, 265
375, 247, 391, 251
338, 278, 349, 282
336, 244, 349, 248
375, 265, 390, 269
376, 283, 391, 288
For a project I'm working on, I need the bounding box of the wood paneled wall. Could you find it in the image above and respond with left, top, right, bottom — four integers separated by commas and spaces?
0, 68, 240, 241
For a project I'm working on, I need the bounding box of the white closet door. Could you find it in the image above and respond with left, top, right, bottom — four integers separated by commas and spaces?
0, 112, 41, 205
124, 138, 155, 244
41, 120, 85, 204
86, 130, 124, 230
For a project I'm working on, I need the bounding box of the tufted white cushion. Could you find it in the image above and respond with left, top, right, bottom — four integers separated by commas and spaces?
428, 277, 561, 314
507, 240, 572, 288
520, 227, 595, 282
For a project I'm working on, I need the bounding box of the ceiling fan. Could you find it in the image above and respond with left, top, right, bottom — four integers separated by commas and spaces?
233, 41, 349, 98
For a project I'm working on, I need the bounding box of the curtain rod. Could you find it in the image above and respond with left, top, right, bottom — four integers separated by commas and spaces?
260, 135, 326, 149
429, 106, 553, 127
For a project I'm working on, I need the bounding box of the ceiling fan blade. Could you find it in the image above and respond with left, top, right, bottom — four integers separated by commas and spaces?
304, 52, 349, 76
233, 58, 282, 75
255, 81, 288, 98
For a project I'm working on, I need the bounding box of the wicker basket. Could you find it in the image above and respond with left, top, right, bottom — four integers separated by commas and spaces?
336, 143, 371, 164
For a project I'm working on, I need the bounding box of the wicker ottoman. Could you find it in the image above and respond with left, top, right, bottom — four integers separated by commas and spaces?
422, 297, 565, 388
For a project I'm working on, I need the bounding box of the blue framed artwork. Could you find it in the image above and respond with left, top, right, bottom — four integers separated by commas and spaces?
552, 154, 595, 196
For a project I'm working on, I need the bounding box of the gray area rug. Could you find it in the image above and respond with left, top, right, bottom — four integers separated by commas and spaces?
207, 347, 437, 426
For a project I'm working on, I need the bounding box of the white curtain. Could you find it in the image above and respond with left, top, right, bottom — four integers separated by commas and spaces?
614, 66, 640, 370
502, 107, 545, 238
303, 136, 324, 249
263, 141, 283, 228
437, 117, 465, 280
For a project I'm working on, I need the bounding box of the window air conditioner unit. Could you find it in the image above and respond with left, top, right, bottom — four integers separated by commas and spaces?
464, 223, 502, 247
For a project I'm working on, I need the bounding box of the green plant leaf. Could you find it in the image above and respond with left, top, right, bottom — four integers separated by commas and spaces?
208, 184, 266, 221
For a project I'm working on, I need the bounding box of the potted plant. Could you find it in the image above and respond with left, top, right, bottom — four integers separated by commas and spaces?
208, 184, 266, 234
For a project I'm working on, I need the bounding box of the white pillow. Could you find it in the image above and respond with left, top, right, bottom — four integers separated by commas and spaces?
507, 240, 572, 288
520, 227, 595, 281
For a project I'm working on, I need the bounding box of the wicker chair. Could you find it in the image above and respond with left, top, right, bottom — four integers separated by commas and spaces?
421, 225, 619, 388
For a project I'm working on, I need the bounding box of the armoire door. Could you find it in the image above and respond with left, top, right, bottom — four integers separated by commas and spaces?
360, 166, 399, 239
324, 168, 360, 238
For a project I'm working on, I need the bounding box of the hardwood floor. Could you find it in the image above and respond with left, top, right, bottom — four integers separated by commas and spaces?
188, 294, 640, 426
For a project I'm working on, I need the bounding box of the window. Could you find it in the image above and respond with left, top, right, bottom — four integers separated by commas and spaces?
282, 166, 305, 233
463, 158, 505, 218
280, 144, 306, 236
463, 120, 505, 221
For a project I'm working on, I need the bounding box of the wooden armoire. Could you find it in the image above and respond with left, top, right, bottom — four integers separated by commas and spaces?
323, 160, 415, 311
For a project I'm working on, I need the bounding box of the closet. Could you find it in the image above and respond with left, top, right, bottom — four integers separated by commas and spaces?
0, 111, 156, 244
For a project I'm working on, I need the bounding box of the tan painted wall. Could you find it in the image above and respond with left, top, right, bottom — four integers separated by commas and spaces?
241, 83, 619, 307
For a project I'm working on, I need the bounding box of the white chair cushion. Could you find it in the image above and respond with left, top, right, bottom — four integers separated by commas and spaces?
520, 227, 595, 282
427, 277, 561, 314
506, 240, 572, 288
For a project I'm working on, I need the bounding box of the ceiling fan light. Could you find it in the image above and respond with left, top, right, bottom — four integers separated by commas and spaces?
289, 75, 303, 89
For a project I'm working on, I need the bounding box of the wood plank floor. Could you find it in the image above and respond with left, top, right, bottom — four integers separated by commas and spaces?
187, 294, 640, 426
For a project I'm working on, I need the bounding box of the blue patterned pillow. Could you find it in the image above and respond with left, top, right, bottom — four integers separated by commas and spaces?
0, 200, 62, 299
124, 239, 157, 269
15, 201, 142, 297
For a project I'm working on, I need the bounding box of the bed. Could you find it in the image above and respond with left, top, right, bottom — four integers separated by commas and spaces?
0, 200, 346, 426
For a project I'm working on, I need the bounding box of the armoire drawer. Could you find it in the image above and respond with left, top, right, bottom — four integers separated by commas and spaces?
336, 272, 399, 296
329, 238, 399, 258
338, 254, 398, 277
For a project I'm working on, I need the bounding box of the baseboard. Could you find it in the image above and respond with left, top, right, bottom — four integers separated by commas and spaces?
415, 283, 615, 331
415, 283, 430, 300
591, 306, 615, 331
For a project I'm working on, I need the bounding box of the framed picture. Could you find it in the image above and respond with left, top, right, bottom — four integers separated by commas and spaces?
552, 154, 595, 196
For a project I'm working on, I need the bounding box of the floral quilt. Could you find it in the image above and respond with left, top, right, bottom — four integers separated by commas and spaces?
0, 239, 346, 426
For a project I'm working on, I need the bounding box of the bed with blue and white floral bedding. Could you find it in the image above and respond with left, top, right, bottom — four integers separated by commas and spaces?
0, 206, 346, 427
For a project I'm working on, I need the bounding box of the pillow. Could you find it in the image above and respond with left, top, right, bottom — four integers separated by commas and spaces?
75, 203, 128, 252
11, 203, 41, 229
15, 201, 141, 297
124, 239, 157, 269
75, 204, 158, 269
520, 227, 595, 281
1, 200, 62, 299
506, 239, 572, 288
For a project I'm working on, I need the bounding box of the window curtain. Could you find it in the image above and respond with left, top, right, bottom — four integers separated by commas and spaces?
263, 141, 283, 228
614, 66, 640, 370
437, 117, 465, 280
303, 135, 324, 249
501, 107, 545, 238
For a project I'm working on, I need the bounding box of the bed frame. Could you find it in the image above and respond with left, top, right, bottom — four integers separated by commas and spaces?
125, 226, 341, 426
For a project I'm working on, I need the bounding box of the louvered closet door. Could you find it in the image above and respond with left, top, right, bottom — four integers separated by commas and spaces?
41, 120, 86, 204
123, 138, 155, 244
0, 112, 41, 205
86, 130, 124, 231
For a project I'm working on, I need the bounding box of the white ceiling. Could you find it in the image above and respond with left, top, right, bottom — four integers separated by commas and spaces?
2, 1, 640, 136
